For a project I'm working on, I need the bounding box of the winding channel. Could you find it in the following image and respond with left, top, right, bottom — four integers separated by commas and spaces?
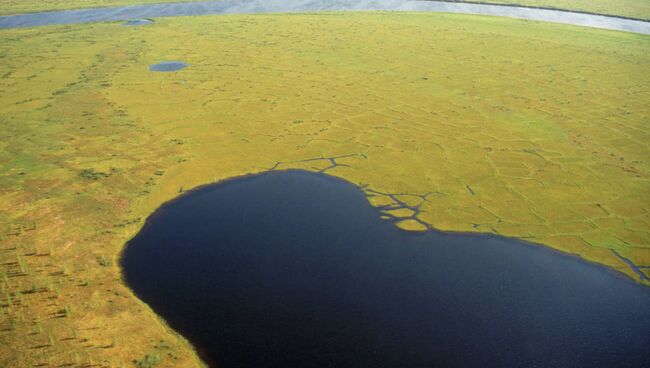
1, 0, 649, 34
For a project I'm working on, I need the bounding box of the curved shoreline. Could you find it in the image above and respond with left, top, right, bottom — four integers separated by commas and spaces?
125, 168, 650, 287
0, 0, 649, 34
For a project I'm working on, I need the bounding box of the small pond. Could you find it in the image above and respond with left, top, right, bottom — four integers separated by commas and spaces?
122, 170, 650, 368
149, 61, 187, 72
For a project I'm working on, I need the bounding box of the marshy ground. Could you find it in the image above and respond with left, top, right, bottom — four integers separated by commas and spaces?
0, 4, 649, 368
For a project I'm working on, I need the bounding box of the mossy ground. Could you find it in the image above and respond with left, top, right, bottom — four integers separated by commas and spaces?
0, 11, 649, 367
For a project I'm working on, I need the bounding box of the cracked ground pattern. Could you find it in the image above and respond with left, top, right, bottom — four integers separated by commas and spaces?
0, 12, 649, 367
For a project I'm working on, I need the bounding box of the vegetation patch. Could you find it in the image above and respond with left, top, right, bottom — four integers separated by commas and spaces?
79, 168, 111, 180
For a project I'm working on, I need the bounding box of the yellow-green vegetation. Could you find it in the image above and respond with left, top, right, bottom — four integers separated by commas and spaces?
463, 0, 650, 20
0, 0, 206, 15
0, 11, 649, 367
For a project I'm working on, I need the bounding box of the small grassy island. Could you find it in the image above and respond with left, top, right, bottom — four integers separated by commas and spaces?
0, 3, 649, 368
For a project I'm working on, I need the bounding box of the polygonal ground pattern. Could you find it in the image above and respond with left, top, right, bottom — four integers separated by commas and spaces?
0, 12, 649, 367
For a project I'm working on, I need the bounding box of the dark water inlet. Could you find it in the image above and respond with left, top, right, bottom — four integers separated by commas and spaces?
149, 61, 187, 72
122, 170, 650, 368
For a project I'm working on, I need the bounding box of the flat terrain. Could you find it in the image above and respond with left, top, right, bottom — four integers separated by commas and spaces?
0, 11, 649, 367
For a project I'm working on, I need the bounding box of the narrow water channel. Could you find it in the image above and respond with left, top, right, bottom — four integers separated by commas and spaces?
1, 0, 649, 34
121, 170, 650, 368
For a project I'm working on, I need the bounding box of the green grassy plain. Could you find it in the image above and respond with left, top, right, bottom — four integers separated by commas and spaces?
0, 12, 649, 367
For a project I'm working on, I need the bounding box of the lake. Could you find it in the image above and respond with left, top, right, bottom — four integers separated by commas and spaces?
121, 170, 650, 367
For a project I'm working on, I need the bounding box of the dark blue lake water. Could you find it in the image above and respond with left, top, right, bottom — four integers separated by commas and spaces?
121, 170, 650, 368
